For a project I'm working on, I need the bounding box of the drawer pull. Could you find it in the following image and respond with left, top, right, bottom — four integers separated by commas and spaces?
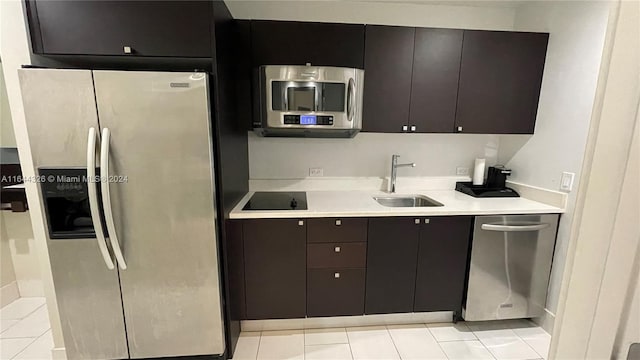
424, 219, 430, 224
334, 246, 341, 253
335, 219, 342, 226
298, 220, 304, 226
334, 272, 340, 279
415, 218, 420, 224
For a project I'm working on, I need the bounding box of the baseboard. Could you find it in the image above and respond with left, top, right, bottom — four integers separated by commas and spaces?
0, 281, 20, 307
533, 308, 555, 334
241, 311, 454, 332
16, 279, 44, 297
51, 347, 66, 360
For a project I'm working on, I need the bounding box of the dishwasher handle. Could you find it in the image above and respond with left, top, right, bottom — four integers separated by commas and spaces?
481, 223, 550, 232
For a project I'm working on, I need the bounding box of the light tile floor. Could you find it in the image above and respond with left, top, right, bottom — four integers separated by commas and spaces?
233, 319, 551, 360
0, 298, 53, 360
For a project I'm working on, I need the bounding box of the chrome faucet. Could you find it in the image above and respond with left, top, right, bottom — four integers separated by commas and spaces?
390, 154, 416, 193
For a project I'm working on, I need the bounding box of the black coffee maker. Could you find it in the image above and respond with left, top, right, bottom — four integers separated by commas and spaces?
455, 165, 519, 198
486, 166, 512, 189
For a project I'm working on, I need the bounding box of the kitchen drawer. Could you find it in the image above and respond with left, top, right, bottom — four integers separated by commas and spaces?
307, 218, 368, 243
307, 268, 366, 317
308, 242, 367, 269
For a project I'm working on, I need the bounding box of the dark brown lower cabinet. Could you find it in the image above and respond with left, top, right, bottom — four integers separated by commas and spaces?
414, 216, 473, 313
243, 219, 306, 319
307, 268, 366, 317
365, 217, 421, 314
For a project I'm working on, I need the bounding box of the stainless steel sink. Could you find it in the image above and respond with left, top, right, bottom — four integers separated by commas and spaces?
373, 195, 444, 208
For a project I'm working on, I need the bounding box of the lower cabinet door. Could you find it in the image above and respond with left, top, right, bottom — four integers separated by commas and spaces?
307, 268, 365, 317
365, 217, 421, 314
243, 219, 306, 319
414, 216, 473, 312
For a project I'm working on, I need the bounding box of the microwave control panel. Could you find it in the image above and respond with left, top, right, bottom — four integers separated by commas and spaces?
283, 115, 334, 125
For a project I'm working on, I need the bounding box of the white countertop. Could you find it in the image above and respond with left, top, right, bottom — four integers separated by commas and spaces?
229, 189, 564, 219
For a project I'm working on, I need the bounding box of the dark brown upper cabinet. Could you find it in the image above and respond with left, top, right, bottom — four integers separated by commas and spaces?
414, 216, 472, 313
243, 219, 306, 319
362, 26, 415, 133
409, 29, 463, 133
455, 30, 549, 134
26, 1, 213, 57
250, 21, 365, 68
365, 217, 420, 314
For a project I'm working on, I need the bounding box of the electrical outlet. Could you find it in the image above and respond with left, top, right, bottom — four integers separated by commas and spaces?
560, 172, 575, 192
309, 168, 324, 177
456, 167, 470, 176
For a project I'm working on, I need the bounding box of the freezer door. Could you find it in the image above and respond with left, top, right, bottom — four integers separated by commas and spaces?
464, 214, 559, 321
18, 69, 128, 359
48, 240, 129, 359
18, 69, 101, 168
92, 71, 225, 358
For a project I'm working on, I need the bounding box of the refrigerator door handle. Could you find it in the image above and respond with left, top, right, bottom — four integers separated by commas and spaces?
87, 127, 115, 270
100, 128, 128, 270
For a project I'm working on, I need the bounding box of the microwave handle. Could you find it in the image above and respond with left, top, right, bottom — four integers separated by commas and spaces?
347, 78, 355, 121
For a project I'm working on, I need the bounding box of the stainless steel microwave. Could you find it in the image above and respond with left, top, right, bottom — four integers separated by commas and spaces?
254, 65, 364, 137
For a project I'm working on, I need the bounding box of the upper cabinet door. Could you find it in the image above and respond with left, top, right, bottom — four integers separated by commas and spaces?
362, 25, 415, 133
28, 1, 213, 57
455, 31, 549, 134
250, 21, 365, 68
409, 29, 463, 133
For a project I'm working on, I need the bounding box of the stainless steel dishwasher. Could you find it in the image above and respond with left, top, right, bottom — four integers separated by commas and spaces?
463, 214, 559, 321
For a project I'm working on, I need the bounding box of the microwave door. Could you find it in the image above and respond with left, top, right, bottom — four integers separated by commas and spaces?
285, 84, 318, 111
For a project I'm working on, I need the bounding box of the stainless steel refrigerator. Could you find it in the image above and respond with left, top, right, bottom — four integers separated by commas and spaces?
18, 69, 225, 359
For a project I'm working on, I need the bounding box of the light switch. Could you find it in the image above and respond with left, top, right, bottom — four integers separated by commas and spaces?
560, 172, 575, 192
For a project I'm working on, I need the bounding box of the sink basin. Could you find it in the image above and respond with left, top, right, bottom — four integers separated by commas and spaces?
373, 195, 444, 207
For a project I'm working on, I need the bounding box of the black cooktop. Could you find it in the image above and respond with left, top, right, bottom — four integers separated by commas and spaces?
242, 192, 308, 211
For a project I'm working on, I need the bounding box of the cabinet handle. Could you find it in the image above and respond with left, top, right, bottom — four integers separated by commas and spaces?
415, 218, 420, 224
334, 246, 341, 253
457, 126, 463, 132
123, 46, 132, 54
335, 219, 342, 226
424, 219, 430, 224
410, 125, 416, 132
334, 272, 340, 279
298, 220, 304, 226
402, 125, 408, 132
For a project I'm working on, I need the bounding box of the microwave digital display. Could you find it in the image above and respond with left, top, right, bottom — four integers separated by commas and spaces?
300, 115, 317, 125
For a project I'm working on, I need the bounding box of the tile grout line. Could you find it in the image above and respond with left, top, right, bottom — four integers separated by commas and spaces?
475, 325, 542, 360
424, 324, 452, 360
0, 302, 46, 323
254, 331, 262, 360
345, 328, 356, 360
0, 320, 21, 335
510, 324, 550, 359
7, 336, 40, 360
10, 328, 51, 360
384, 325, 403, 360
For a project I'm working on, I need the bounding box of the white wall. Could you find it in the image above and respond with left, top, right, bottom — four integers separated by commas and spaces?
0, 211, 18, 306
0, 0, 65, 355
2, 211, 43, 297
1, 59, 17, 147
227, 0, 516, 30
249, 132, 499, 179
235, 0, 516, 181
500, 0, 611, 328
